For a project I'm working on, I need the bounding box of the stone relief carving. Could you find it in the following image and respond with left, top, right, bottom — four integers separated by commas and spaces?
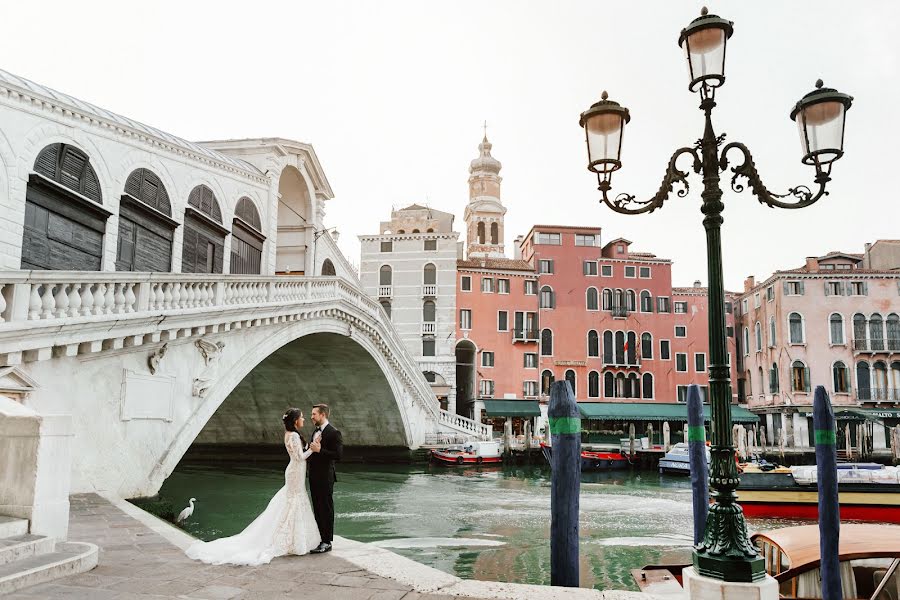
148, 343, 168, 375
192, 338, 226, 398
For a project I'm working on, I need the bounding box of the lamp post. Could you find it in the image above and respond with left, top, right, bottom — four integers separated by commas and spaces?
579, 8, 852, 583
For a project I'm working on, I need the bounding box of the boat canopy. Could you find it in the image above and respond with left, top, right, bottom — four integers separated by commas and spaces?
482, 400, 541, 417
577, 402, 758, 423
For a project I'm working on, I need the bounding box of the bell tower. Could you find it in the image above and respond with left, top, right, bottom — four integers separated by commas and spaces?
464, 134, 507, 258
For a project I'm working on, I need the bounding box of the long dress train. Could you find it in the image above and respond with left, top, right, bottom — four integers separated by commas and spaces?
185, 431, 321, 566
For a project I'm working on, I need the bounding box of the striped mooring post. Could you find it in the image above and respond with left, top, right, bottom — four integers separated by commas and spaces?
813, 386, 842, 600
687, 383, 709, 545
549, 380, 580, 587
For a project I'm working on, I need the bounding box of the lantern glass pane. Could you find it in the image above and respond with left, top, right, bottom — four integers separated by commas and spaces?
586, 112, 623, 172
798, 101, 845, 163
686, 27, 726, 82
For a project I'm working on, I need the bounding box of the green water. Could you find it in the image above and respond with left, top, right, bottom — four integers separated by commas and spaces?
158, 462, 800, 591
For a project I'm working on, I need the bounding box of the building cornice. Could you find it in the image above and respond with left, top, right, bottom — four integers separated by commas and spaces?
457, 267, 537, 278
359, 233, 460, 242
738, 270, 900, 299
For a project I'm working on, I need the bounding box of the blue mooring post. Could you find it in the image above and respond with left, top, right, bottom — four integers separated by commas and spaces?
814, 385, 842, 600
549, 380, 580, 587
687, 383, 709, 545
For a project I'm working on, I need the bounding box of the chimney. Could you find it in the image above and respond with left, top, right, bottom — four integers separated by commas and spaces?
693, 280, 702, 288
514, 235, 524, 260
744, 276, 755, 292
805, 256, 819, 271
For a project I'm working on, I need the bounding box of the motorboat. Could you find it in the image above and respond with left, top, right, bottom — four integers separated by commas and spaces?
540, 442, 630, 471
658, 442, 710, 475
431, 441, 502, 466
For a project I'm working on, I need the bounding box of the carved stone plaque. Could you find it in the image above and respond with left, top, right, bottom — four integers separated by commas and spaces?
121, 369, 175, 421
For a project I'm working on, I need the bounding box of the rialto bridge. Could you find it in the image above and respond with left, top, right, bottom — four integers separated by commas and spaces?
0, 69, 487, 541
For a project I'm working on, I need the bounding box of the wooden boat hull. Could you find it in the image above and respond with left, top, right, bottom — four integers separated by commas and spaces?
540, 443, 629, 471
430, 450, 502, 466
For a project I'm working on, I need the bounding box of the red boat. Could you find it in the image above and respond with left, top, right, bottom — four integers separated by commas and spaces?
540, 443, 630, 471
431, 441, 502, 466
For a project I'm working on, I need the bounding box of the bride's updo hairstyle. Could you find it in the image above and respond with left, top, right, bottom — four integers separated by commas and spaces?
282, 408, 303, 432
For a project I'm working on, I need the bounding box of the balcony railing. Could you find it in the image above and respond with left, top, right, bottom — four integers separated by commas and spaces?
602, 355, 641, 367
513, 328, 539, 342
610, 306, 630, 318
378, 285, 392, 298
422, 284, 437, 296
422, 322, 436, 335
856, 387, 900, 402
853, 338, 900, 352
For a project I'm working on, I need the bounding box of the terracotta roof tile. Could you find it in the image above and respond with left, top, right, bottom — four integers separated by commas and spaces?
457, 258, 535, 272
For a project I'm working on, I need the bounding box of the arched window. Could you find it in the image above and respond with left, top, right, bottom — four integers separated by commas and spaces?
615, 331, 625, 364
586, 287, 599, 310
540, 286, 555, 309
788, 312, 804, 344
541, 370, 555, 395
116, 168, 175, 272
23, 143, 108, 271
423, 263, 437, 285
833, 361, 850, 393
769, 363, 779, 393
541, 329, 553, 356
758, 367, 764, 396
887, 314, 900, 351
321, 259, 336, 276
602, 288, 613, 310
625, 290, 636, 312
604, 372, 615, 397
627, 373, 640, 399
891, 361, 900, 393
477, 221, 486, 244
870, 314, 885, 351
791, 360, 809, 392
615, 373, 626, 398
769, 316, 776, 346
829, 313, 844, 345
565, 369, 576, 397
231, 196, 265, 275
588, 372, 600, 398
874, 361, 889, 399
423, 300, 436, 322
412, 229, 420, 233
640, 290, 652, 312
614, 288, 624, 309
587, 330, 599, 357
626, 331, 637, 364
755, 321, 762, 352
603, 331, 614, 363
397, 229, 405, 234
379, 265, 393, 285
490, 222, 499, 244
856, 361, 871, 400
743, 327, 750, 355
642, 373, 653, 399
380, 300, 391, 319
426, 228, 434, 233
853, 313, 867, 351
641, 332, 653, 359
183, 184, 226, 274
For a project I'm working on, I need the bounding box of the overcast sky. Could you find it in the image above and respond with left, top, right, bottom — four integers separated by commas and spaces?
3, 1, 896, 290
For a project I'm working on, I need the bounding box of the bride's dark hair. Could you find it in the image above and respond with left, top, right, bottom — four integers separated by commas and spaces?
282, 408, 307, 446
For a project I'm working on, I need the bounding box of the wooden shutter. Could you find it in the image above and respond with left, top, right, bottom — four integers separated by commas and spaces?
799, 281, 805, 295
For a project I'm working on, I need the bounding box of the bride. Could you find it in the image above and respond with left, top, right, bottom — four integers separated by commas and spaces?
185, 408, 321, 565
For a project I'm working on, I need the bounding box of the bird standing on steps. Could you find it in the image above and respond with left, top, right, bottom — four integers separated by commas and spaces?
177, 498, 196, 523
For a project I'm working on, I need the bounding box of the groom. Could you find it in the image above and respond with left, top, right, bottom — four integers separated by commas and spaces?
308, 403, 342, 553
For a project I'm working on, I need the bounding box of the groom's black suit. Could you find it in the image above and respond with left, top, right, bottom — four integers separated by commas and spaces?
308, 422, 342, 544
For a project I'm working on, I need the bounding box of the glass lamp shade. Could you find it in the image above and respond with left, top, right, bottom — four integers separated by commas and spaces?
579, 92, 630, 175
678, 9, 734, 92
791, 80, 853, 167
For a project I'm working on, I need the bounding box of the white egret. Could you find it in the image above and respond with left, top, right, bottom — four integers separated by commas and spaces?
177, 498, 196, 523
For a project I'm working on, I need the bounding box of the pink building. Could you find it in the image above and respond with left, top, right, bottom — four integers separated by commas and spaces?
735, 244, 900, 453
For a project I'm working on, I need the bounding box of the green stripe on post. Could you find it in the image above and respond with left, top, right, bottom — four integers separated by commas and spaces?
687, 425, 706, 442
815, 429, 836, 445
550, 417, 581, 435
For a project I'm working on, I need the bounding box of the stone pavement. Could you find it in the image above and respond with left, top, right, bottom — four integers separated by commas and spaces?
4, 494, 484, 600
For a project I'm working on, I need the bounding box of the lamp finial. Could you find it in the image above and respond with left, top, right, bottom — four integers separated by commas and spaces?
601, 91, 608, 101
815, 79, 824, 89
701, 6, 708, 16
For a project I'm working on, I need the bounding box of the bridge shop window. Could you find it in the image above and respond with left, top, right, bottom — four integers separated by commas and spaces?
22, 143, 110, 270
231, 197, 265, 275
116, 168, 177, 272
182, 185, 227, 274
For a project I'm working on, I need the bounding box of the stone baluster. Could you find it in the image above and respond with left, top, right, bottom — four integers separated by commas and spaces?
169, 283, 180, 309
28, 284, 42, 320
91, 283, 105, 315
197, 283, 208, 307
0, 284, 6, 323
163, 283, 173, 309
155, 283, 166, 310
224, 282, 234, 305
67, 283, 82, 317
104, 282, 115, 315
184, 283, 194, 308
113, 283, 126, 314
80, 283, 95, 316
53, 283, 70, 318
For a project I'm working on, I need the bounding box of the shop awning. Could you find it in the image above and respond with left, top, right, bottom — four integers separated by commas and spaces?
798, 407, 900, 422
577, 402, 759, 424
482, 400, 542, 418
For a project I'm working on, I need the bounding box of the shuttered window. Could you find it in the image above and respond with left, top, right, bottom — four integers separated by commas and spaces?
183, 185, 226, 274
116, 169, 176, 272
231, 197, 264, 275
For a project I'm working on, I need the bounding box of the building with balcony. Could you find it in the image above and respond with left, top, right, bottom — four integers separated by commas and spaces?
358, 205, 460, 411
735, 245, 900, 452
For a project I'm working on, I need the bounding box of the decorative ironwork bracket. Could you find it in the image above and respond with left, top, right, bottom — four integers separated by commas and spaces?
597, 147, 702, 215
719, 142, 830, 210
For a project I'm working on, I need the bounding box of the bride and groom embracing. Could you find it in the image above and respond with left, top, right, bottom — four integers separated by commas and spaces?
186, 404, 343, 566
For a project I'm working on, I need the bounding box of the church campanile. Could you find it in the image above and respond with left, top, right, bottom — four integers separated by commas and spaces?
464, 135, 507, 258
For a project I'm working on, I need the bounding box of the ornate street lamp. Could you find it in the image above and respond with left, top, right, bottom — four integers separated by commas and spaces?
580, 7, 852, 584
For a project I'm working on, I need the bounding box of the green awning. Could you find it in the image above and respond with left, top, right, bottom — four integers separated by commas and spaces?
797, 408, 900, 422
577, 402, 759, 424
483, 400, 541, 418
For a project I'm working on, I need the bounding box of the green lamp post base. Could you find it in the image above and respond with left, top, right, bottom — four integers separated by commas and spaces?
694, 552, 766, 583
693, 501, 767, 583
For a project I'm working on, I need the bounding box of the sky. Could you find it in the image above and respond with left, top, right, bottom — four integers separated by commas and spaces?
2, 1, 897, 290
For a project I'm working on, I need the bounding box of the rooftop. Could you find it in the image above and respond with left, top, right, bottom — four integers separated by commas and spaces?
457, 258, 535, 272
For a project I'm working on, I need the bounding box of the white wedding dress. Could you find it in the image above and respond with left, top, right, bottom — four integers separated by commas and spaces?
185, 431, 321, 566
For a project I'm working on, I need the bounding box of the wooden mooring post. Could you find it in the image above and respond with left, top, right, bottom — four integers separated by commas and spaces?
549, 380, 580, 587
813, 386, 842, 600
687, 384, 708, 545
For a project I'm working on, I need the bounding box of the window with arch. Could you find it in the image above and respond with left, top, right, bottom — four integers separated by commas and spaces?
769, 363, 779, 393
614, 288, 624, 309
742, 327, 750, 356
541, 329, 553, 356
769, 316, 776, 347
540, 286, 555, 309
602, 288, 613, 310
565, 369, 576, 397
379, 265, 393, 285
832, 361, 850, 393
857, 361, 871, 400
588, 371, 600, 398
891, 361, 900, 394
791, 360, 810, 392
412, 229, 420, 234
625, 290, 636, 312
640, 290, 652, 313
380, 300, 391, 319
615, 331, 625, 364
874, 361, 889, 399
116, 168, 176, 273
183, 184, 226, 274
477, 221, 486, 244
642, 373, 653, 399
231, 196, 265, 275
423, 300, 436, 322
829, 313, 844, 345
603, 331, 614, 363
541, 370, 555, 395
870, 314, 885, 351
626, 331, 637, 364
616, 372, 627, 398
321, 259, 336, 276
888, 314, 900, 351
853, 313, 867, 351
423, 263, 437, 285
627, 373, 640, 399
641, 332, 653, 359
490, 222, 499, 244
788, 312, 804, 344
23, 143, 108, 271
604, 372, 615, 397
758, 367, 764, 396
587, 330, 599, 357
755, 322, 762, 352
586, 287, 599, 310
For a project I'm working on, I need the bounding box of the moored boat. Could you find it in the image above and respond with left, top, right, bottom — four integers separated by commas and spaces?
657, 442, 710, 475
540, 442, 630, 471
431, 441, 502, 466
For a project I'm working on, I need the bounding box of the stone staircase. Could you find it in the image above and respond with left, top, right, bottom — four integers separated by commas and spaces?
0, 516, 98, 595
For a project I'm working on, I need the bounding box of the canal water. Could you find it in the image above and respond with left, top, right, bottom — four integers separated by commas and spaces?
158, 462, 802, 592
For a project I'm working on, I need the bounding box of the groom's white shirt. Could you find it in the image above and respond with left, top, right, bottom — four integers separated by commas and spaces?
313, 419, 329, 443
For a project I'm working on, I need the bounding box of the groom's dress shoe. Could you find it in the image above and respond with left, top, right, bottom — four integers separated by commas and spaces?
310, 542, 332, 554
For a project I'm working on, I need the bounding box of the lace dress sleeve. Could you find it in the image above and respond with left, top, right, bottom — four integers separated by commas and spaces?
286, 432, 313, 461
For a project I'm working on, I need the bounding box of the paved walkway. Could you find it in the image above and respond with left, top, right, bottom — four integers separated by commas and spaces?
6, 494, 481, 600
